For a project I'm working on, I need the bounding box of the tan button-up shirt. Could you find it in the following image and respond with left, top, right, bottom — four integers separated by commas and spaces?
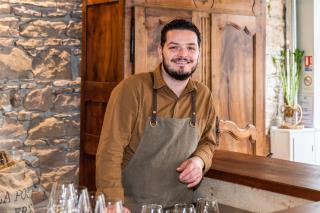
96, 66, 217, 201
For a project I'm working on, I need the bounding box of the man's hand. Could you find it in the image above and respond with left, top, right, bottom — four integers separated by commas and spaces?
176, 156, 204, 188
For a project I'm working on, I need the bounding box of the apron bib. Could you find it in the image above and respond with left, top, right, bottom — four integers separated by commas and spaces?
122, 73, 199, 212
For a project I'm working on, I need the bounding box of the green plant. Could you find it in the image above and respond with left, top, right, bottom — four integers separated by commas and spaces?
272, 48, 304, 106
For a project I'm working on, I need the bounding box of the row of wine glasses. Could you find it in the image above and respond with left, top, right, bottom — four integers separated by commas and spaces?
141, 198, 219, 213
46, 182, 218, 213
47, 182, 124, 213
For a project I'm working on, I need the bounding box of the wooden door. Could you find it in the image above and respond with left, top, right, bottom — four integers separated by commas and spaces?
211, 13, 265, 155
80, 0, 124, 190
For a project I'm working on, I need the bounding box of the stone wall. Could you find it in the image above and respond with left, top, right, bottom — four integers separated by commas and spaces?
265, 0, 286, 132
0, 0, 82, 211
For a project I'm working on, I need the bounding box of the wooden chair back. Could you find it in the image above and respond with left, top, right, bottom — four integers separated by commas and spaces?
216, 118, 257, 155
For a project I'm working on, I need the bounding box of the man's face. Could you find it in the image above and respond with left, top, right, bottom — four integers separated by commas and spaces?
158, 29, 200, 81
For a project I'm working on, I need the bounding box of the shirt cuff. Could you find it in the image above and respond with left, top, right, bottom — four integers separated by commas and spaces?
192, 149, 214, 173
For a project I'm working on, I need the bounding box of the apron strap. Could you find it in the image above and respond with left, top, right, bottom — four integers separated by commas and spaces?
190, 90, 196, 127
150, 72, 158, 127
149, 72, 197, 127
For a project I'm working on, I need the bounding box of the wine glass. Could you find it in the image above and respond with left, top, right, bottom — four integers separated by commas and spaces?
94, 194, 106, 213
77, 186, 93, 213
105, 198, 124, 213
47, 182, 77, 213
174, 203, 195, 213
141, 204, 163, 213
195, 197, 219, 213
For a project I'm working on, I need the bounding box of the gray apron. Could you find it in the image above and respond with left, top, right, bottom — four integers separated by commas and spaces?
122, 73, 200, 213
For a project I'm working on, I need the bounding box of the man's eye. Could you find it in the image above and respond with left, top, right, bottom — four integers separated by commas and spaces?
188, 47, 196, 51
169, 46, 178, 49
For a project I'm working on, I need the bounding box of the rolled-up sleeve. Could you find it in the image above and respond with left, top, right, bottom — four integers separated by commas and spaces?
192, 94, 217, 173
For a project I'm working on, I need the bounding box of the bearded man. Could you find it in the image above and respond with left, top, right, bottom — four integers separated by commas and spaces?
96, 19, 217, 213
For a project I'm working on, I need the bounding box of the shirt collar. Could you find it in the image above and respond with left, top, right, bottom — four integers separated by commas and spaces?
152, 65, 197, 93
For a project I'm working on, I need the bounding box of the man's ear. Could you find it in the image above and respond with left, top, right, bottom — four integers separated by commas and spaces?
157, 45, 163, 61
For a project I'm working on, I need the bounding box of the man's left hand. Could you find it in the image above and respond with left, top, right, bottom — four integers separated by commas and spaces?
176, 156, 204, 188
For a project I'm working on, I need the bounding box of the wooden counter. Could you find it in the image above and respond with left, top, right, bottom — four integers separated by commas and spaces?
206, 150, 320, 201
204, 150, 320, 212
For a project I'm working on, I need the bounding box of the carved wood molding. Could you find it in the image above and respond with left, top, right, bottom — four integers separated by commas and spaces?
132, 1, 257, 16
192, 0, 214, 10
218, 119, 257, 155
219, 120, 257, 141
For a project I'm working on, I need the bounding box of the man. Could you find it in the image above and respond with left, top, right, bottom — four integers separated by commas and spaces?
96, 19, 216, 213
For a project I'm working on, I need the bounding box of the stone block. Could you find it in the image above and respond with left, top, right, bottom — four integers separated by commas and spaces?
62, 39, 80, 46
42, 9, 68, 18
20, 82, 37, 89
12, 5, 41, 17
52, 138, 67, 145
24, 86, 53, 111
32, 48, 71, 79
70, 9, 82, 19
53, 79, 80, 87
20, 20, 67, 38
0, 93, 11, 111
30, 112, 43, 121
53, 87, 74, 94
0, 23, 19, 37
0, 48, 32, 80
24, 139, 47, 146
66, 21, 81, 38
0, 123, 27, 140
16, 39, 44, 49
0, 38, 14, 47
10, 89, 22, 107
44, 38, 62, 46
0, 139, 23, 150
40, 165, 78, 191
0, 3, 10, 14
66, 150, 79, 163
8, 0, 56, 7
28, 117, 65, 139
31, 146, 66, 167
53, 94, 80, 112
64, 118, 80, 137
68, 137, 80, 149
18, 110, 32, 121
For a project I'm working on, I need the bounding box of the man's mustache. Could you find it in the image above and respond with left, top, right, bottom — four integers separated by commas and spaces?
171, 57, 192, 63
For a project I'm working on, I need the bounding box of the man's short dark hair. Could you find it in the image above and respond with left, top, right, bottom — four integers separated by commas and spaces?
160, 19, 201, 47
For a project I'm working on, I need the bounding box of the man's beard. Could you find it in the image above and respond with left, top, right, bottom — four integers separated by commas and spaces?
162, 56, 198, 81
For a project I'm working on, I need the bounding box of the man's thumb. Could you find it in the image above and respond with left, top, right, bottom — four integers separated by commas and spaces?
176, 160, 188, 172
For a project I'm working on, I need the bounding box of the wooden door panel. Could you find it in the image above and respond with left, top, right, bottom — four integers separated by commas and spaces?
213, 0, 255, 14
211, 14, 260, 154
83, 82, 117, 102
80, 0, 124, 190
87, 4, 123, 82
85, 102, 106, 135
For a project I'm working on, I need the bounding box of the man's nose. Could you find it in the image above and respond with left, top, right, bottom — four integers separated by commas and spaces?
177, 47, 188, 57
